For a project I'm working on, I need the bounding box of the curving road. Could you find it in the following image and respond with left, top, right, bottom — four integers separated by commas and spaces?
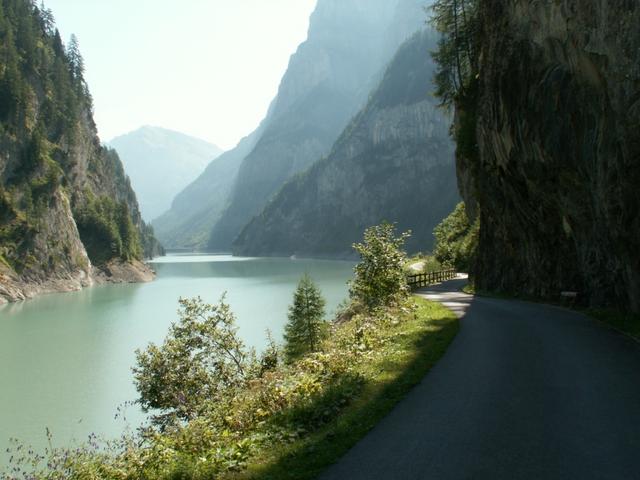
319, 278, 640, 479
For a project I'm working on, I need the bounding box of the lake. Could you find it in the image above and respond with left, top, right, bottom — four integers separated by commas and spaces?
0, 255, 354, 456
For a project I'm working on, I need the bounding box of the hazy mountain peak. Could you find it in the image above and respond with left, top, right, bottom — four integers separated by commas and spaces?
109, 127, 223, 221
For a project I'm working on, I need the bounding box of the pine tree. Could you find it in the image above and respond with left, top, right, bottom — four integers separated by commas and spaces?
40, 4, 54, 35
67, 34, 85, 85
283, 274, 327, 363
429, 0, 479, 108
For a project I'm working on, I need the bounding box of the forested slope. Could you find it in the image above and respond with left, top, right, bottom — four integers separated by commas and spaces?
0, 0, 161, 303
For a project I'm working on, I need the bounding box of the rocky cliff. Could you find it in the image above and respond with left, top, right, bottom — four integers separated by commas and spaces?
0, 0, 161, 303
234, 30, 459, 258
209, 0, 432, 251
459, 0, 640, 311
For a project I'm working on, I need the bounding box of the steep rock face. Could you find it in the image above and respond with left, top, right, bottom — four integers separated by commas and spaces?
463, 0, 640, 310
109, 126, 222, 221
0, 189, 91, 302
234, 30, 459, 258
0, 1, 160, 303
207, 0, 429, 250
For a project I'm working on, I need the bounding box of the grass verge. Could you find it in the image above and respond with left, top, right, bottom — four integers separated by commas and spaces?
227, 297, 458, 480
461, 282, 475, 295
586, 309, 640, 342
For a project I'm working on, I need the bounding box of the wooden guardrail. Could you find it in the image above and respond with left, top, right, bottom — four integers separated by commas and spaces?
407, 269, 456, 290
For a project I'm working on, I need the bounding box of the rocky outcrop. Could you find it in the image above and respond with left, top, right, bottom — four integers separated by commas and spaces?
0, 1, 159, 303
461, 0, 640, 311
0, 259, 154, 305
233, 30, 459, 258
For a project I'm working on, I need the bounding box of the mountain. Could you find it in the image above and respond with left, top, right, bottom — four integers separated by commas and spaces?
152, 125, 264, 250
233, 29, 459, 258
109, 127, 223, 221
0, 0, 162, 303
154, 0, 430, 251
457, 1, 640, 311
207, 0, 430, 251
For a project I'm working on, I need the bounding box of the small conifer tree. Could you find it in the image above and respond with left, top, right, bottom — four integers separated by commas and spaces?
284, 274, 327, 363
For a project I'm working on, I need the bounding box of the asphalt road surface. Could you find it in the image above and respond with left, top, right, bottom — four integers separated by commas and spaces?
319, 279, 640, 479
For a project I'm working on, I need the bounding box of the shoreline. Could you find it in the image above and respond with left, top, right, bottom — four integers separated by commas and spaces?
0, 259, 155, 305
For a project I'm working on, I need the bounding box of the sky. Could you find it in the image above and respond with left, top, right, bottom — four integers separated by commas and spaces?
44, 0, 318, 150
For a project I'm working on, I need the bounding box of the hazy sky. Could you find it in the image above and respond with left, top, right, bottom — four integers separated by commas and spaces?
44, 0, 318, 149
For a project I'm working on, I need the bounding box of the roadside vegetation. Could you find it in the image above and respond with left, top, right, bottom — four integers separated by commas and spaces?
433, 202, 478, 273
586, 310, 640, 342
404, 254, 444, 275
3, 223, 459, 480
404, 201, 478, 279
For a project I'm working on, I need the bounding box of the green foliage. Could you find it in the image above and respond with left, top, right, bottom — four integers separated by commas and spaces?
139, 220, 165, 259
284, 274, 327, 363
587, 309, 640, 341
404, 254, 444, 274
4, 294, 459, 480
259, 329, 280, 376
133, 295, 254, 426
74, 195, 142, 265
429, 0, 479, 109
0, 0, 91, 136
0, 0, 150, 274
350, 222, 411, 310
433, 202, 479, 272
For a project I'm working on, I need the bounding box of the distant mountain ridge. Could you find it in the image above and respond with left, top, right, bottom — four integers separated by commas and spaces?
233, 29, 459, 258
153, 0, 430, 251
109, 126, 223, 221
152, 125, 265, 250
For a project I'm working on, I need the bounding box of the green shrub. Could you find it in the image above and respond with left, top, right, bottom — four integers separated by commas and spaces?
433, 202, 478, 272
350, 222, 411, 310
404, 254, 444, 274
133, 295, 254, 427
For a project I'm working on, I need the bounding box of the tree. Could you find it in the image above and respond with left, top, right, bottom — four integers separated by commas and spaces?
66, 33, 90, 99
284, 274, 327, 363
429, 0, 479, 108
133, 295, 253, 427
38, 1, 55, 35
259, 329, 280, 376
433, 202, 478, 272
350, 223, 410, 310
116, 202, 141, 261
67, 34, 83, 78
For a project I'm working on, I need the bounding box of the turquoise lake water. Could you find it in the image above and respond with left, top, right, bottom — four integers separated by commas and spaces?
0, 255, 353, 456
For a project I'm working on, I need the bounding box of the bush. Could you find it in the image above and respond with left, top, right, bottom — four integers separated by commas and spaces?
350, 222, 411, 310
133, 295, 254, 426
433, 202, 478, 272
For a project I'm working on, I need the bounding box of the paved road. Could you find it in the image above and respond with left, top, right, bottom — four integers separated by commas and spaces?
320, 279, 640, 479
